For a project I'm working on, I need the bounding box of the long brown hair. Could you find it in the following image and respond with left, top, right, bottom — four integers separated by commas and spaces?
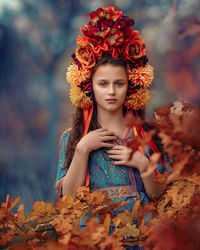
65, 55, 145, 168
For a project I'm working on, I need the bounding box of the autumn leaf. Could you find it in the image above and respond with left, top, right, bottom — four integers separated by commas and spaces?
28, 201, 56, 223
0, 195, 21, 216
55, 195, 74, 212
79, 218, 106, 247
156, 171, 169, 184
0, 227, 16, 245
147, 216, 200, 250
58, 232, 71, 245
52, 214, 74, 235
35, 240, 67, 250
103, 213, 111, 235
9, 242, 32, 250
99, 235, 124, 250
76, 186, 90, 200
14, 204, 26, 225
114, 223, 139, 239
113, 211, 133, 228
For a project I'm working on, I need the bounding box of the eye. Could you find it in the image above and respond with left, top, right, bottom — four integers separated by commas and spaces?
98, 81, 107, 86
115, 81, 124, 86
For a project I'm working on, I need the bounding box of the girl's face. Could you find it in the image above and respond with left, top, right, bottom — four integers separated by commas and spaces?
92, 64, 128, 113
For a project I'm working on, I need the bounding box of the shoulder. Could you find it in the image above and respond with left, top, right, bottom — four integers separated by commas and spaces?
60, 128, 72, 140
59, 128, 72, 148
62, 127, 72, 137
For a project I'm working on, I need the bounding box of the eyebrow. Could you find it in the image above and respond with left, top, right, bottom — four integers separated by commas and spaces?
97, 79, 126, 82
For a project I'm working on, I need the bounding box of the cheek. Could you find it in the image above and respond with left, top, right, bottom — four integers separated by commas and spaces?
121, 85, 128, 98
92, 84, 97, 97
120, 86, 128, 103
93, 85, 103, 100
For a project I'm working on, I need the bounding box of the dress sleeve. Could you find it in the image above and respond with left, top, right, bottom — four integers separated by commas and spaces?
55, 129, 71, 197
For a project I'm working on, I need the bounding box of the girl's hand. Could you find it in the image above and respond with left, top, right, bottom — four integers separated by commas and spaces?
107, 145, 150, 174
76, 128, 116, 154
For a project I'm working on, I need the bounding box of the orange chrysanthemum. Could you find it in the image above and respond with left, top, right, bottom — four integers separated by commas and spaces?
75, 44, 96, 68
124, 88, 150, 110
76, 36, 89, 47
69, 84, 92, 109
66, 63, 91, 86
128, 64, 154, 89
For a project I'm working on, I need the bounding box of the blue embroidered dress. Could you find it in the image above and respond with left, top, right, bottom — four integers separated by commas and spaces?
56, 127, 165, 206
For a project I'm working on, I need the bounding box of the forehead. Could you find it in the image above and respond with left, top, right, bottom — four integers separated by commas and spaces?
92, 64, 127, 81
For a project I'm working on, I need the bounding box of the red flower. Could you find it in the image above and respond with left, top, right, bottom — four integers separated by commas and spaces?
78, 36, 109, 59
88, 7, 122, 24
106, 28, 124, 46
113, 16, 134, 30
93, 41, 109, 59
79, 7, 146, 65
81, 22, 110, 39
123, 32, 146, 61
109, 46, 121, 58
105, 6, 122, 21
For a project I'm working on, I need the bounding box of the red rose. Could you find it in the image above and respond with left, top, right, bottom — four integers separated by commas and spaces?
123, 32, 146, 61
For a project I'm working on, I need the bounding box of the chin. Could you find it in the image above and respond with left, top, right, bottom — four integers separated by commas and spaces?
106, 106, 122, 112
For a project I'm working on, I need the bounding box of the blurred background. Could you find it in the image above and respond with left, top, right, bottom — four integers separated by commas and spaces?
0, 0, 199, 214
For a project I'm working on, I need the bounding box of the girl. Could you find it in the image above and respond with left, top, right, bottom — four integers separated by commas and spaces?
56, 6, 167, 247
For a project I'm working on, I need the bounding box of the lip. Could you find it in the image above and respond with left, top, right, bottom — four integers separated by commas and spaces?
106, 99, 117, 103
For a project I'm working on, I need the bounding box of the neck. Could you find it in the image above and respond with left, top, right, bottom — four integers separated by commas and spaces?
96, 107, 126, 136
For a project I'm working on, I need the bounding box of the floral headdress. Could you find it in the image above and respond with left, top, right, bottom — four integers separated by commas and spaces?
66, 6, 154, 111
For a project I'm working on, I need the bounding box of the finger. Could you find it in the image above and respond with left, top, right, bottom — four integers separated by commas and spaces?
112, 145, 124, 150
107, 154, 123, 160
100, 130, 116, 136
113, 145, 133, 155
102, 135, 117, 141
113, 160, 126, 165
96, 128, 108, 132
102, 144, 115, 148
107, 149, 123, 155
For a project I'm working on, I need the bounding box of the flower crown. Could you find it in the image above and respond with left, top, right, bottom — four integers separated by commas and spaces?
66, 6, 154, 110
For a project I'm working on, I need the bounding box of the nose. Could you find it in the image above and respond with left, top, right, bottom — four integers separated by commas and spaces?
108, 83, 115, 95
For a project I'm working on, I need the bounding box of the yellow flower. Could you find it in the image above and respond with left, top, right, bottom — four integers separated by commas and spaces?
124, 88, 150, 110
69, 84, 92, 108
66, 63, 91, 85
128, 64, 154, 89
